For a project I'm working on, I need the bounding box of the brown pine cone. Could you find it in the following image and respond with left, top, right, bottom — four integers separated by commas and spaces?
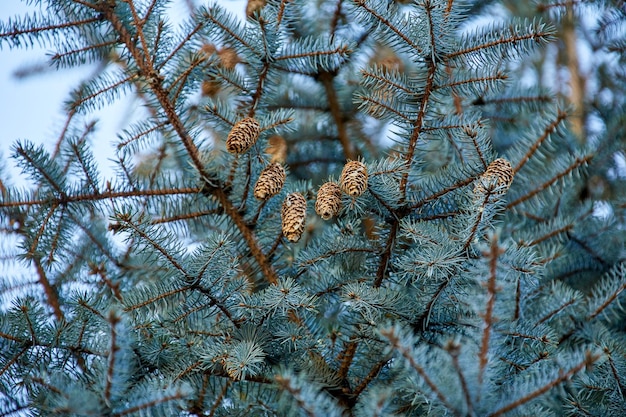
340, 160, 368, 197
226, 117, 261, 155
281, 193, 307, 242
474, 158, 514, 196
315, 182, 342, 220
265, 135, 288, 164
254, 163, 286, 200
246, 0, 266, 17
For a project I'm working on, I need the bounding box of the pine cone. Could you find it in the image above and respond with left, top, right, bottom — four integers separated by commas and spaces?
226, 117, 261, 155
201, 78, 220, 97
315, 182, 342, 220
265, 135, 288, 164
340, 160, 368, 197
254, 163, 286, 200
217, 47, 240, 70
246, 0, 266, 17
281, 193, 307, 242
474, 158, 514, 196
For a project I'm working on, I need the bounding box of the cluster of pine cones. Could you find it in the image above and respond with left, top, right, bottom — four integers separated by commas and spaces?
225, 118, 369, 242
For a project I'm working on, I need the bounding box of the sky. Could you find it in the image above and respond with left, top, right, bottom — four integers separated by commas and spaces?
0, 0, 246, 187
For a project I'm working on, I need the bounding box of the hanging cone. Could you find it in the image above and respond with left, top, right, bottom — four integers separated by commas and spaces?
473, 158, 514, 196
254, 163, 286, 200
315, 182, 342, 220
281, 193, 307, 242
265, 135, 288, 164
340, 160, 368, 197
226, 117, 261, 155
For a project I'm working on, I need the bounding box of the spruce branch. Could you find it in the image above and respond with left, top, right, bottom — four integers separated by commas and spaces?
379, 326, 460, 416
112, 390, 188, 417
83, 2, 280, 286
374, 219, 399, 288
104, 310, 121, 406
0, 15, 101, 44
400, 61, 436, 199
487, 351, 601, 417
319, 71, 357, 161
274, 374, 318, 417
411, 175, 477, 210
34, 257, 64, 321
445, 340, 474, 416
513, 110, 568, 175
353, 0, 423, 53
478, 233, 504, 386
352, 354, 391, 398
507, 155, 593, 209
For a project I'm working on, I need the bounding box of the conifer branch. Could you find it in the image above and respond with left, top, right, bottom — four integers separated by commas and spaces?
463, 193, 489, 251
0, 187, 202, 208
319, 71, 357, 161
478, 234, 503, 385
379, 327, 460, 416
208, 378, 230, 417
411, 172, 477, 210
0, 16, 100, 39
535, 297, 577, 325
104, 310, 120, 405
353, 0, 423, 53
337, 340, 358, 380
112, 390, 189, 417
90, 263, 123, 301
445, 340, 474, 416
518, 223, 573, 247
513, 111, 567, 174
607, 351, 626, 400
274, 374, 317, 417
588, 281, 626, 321
70, 73, 137, 110
33, 257, 64, 322
487, 351, 601, 417
374, 219, 398, 288
400, 62, 437, 199
352, 354, 391, 397
86, 2, 279, 286
117, 121, 169, 149
447, 29, 553, 60
124, 285, 191, 312
507, 155, 592, 208
50, 39, 117, 65
359, 94, 412, 122
0, 345, 30, 379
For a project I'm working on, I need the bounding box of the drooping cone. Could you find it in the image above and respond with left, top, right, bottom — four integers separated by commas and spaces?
246, 0, 266, 17
265, 135, 288, 164
254, 163, 286, 200
340, 160, 368, 197
217, 46, 240, 70
315, 182, 342, 220
226, 117, 261, 155
473, 158, 514, 196
281, 193, 307, 242
201, 77, 221, 97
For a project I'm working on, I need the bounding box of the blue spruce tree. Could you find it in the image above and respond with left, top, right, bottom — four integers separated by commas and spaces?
1, 0, 625, 415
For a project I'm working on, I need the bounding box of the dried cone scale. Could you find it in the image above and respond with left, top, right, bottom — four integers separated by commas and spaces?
315, 182, 342, 220
340, 160, 368, 197
474, 158, 514, 196
226, 117, 261, 155
281, 193, 307, 242
254, 163, 286, 200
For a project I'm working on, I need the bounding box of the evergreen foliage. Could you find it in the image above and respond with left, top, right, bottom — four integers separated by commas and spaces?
1, 0, 625, 415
